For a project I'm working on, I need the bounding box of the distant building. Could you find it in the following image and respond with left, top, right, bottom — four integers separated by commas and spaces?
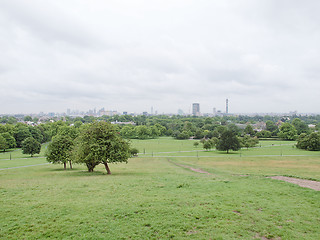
226, 99, 229, 114
111, 121, 136, 125
192, 103, 200, 116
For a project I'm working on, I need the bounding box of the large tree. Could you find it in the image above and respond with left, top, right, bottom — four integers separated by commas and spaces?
278, 123, 297, 140
216, 129, 241, 153
22, 137, 41, 157
296, 132, 320, 151
73, 122, 130, 173
46, 135, 74, 169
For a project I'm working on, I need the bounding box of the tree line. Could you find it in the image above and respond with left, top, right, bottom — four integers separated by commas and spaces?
0, 114, 319, 157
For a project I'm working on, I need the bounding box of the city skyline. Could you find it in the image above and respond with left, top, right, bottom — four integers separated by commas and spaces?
1, 1, 320, 114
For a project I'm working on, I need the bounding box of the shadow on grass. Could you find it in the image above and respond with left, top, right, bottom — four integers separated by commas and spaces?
47, 166, 145, 177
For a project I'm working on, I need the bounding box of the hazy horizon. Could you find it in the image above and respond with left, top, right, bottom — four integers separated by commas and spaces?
1, 0, 320, 114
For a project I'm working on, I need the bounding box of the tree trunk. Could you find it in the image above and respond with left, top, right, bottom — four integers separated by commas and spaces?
64, 162, 66, 170
86, 163, 94, 172
69, 161, 72, 169
104, 162, 111, 174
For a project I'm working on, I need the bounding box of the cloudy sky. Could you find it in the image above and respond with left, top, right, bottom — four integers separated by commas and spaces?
1, 0, 319, 115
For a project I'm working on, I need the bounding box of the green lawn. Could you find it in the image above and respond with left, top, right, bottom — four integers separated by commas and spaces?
0, 138, 319, 239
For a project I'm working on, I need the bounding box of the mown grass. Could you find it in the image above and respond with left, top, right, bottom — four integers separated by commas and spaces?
0, 138, 319, 239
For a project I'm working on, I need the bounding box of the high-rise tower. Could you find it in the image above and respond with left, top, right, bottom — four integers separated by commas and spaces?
226, 99, 229, 114
192, 103, 200, 116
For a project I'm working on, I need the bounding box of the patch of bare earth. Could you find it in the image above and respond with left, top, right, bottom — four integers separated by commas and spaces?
268, 176, 320, 191
168, 159, 210, 174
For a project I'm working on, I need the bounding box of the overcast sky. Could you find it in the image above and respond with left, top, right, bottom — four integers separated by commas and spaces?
1, 0, 319, 115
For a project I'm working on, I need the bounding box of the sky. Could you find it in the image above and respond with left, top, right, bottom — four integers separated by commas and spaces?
1, 0, 320, 115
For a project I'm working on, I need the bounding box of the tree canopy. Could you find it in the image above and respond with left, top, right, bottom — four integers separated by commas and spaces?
215, 129, 241, 153
22, 137, 41, 157
46, 135, 74, 169
73, 122, 130, 173
278, 123, 297, 140
296, 132, 320, 151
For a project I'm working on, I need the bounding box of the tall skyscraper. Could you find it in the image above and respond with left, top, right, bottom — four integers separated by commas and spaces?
192, 103, 200, 116
226, 99, 229, 114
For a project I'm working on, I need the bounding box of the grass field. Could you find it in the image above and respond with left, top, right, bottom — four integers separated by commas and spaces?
0, 138, 319, 239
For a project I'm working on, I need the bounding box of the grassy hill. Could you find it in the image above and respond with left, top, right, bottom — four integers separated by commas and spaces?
0, 138, 319, 239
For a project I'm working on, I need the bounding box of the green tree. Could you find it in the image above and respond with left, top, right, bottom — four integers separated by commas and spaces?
193, 141, 199, 148
57, 126, 79, 140
241, 135, 259, 149
120, 125, 135, 139
203, 140, 214, 151
21, 137, 41, 157
73, 122, 130, 173
46, 135, 74, 169
0, 135, 8, 152
194, 129, 204, 139
74, 120, 83, 128
24, 116, 33, 122
13, 126, 32, 147
28, 126, 43, 143
1, 132, 16, 149
266, 120, 278, 136
292, 118, 310, 135
244, 125, 255, 136
154, 123, 166, 136
256, 130, 272, 138
216, 129, 241, 153
135, 125, 152, 139
129, 147, 139, 157
296, 132, 320, 151
278, 123, 297, 140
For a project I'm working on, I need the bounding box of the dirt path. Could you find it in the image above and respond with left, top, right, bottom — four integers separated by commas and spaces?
168, 159, 210, 174
269, 176, 320, 191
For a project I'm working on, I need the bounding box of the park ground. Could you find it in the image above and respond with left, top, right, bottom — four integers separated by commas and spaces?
0, 138, 319, 239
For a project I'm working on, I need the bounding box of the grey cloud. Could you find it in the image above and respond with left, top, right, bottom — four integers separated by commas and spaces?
0, 0, 320, 114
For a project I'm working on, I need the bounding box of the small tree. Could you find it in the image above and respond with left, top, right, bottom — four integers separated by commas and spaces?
216, 129, 241, 153
46, 135, 74, 169
22, 137, 41, 157
241, 135, 259, 149
73, 122, 130, 173
244, 125, 255, 136
203, 140, 213, 151
129, 147, 139, 157
193, 141, 199, 148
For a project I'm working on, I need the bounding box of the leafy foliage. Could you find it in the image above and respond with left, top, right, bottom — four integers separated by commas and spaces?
22, 137, 41, 157
296, 132, 320, 151
46, 135, 74, 169
73, 122, 130, 173
215, 129, 241, 153
0, 132, 16, 149
278, 123, 297, 140
0, 135, 8, 152
240, 135, 259, 149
